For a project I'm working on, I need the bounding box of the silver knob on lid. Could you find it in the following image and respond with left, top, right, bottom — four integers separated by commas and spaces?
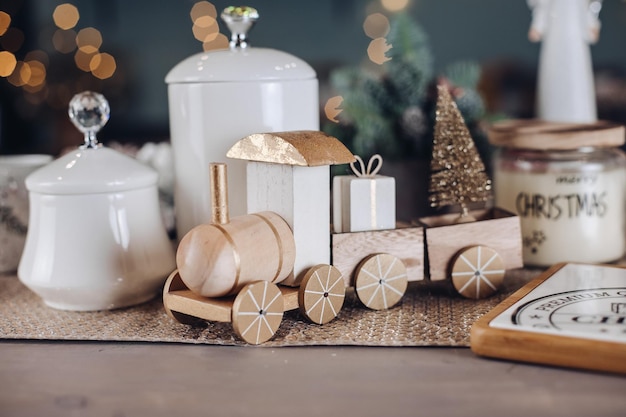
221, 6, 259, 49
68, 91, 110, 149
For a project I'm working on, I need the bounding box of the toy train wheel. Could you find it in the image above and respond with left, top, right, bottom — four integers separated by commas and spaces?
299, 264, 346, 325
450, 245, 505, 299
232, 281, 284, 345
162, 270, 202, 325
354, 254, 408, 310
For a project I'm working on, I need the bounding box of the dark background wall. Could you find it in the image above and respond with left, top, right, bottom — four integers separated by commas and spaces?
1, 0, 625, 154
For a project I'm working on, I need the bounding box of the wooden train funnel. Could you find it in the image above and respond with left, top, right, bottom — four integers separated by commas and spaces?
176, 163, 296, 297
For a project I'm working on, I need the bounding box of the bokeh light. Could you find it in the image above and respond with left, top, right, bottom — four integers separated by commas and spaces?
191, 2, 222, 47
381, 0, 410, 12
53, 3, 80, 30
195, 15, 217, 29
363, 13, 390, 39
0, 11, 11, 36
203, 33, 229, 51
0, 51, 17, 77
367, 37, 392, 65
52, 29, 77, 53
25, 60, 46, 87
76, 27, 102, 54
90, 52, 116, 79
8, 61, 31, 87
25, 50, 49, 67
192, 21, 220, 43
74, 49, 96, 72
324, 96, 344, 123
190, 1, 217, 22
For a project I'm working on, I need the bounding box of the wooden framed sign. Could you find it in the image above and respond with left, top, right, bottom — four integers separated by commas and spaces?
471, 263, 626, 374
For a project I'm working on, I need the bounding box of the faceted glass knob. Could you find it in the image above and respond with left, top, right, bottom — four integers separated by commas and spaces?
68, 91, 110, 149
221, 6, 259, 49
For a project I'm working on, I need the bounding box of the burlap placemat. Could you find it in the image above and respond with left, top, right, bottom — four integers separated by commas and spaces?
0, 269, 540, 346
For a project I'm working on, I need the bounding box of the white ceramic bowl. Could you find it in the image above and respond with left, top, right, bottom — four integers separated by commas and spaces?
18, 147, 176, 311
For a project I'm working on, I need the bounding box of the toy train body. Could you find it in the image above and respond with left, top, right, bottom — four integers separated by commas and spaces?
163, 131, 523, 344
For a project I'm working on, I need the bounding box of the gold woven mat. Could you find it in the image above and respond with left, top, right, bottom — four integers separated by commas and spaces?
0, 269, 540, 347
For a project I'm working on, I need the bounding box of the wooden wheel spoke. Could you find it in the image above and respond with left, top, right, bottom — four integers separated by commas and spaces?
459, 254, 478, 272
381, 256, 398, 279
360, 268, 383, 283
479, 275, 498, 291
482, 269, 506, 275
263, 290, 282, 312
452, 271, 477, 277
382, 281, 406, 297
246, 287, 262, 312
240, 316, 262, 342
357, 280, 382, 291
325, 274, 344, 292
365, 285, 383, 308
458, 276, 478, 294
384, 273, 408, 283
480, 252, 500, 271
305, 289, 344, 298
305, 294, 326, 316
325, 298, 339, 318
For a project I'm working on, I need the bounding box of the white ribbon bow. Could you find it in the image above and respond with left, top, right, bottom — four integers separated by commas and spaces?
350, 154, 383, 178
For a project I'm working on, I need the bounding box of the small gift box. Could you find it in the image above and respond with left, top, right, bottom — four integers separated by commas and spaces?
333, 154, 396, 233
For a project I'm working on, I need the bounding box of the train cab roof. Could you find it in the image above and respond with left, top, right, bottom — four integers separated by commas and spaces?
226, 130, 355, 167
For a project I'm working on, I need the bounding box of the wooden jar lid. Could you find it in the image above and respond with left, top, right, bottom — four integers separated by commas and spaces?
487, 119, 625, 150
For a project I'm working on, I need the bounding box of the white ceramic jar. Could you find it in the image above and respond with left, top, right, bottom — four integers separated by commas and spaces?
18, 92, 176, 311
165, 6, 319, 237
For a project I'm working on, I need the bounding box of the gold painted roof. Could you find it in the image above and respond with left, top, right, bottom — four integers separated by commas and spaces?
227, 130, 355, 167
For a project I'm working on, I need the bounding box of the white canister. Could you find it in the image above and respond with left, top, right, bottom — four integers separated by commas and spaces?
165, 6, 319, 237
18, 92, 176, 311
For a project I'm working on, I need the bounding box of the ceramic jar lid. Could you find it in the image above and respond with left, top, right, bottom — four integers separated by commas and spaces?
487, 119, 625, 151
26, 91, 157, 195
165, 6, 315, 84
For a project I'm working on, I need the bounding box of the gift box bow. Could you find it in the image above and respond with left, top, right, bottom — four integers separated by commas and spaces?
350, 154, 383, 178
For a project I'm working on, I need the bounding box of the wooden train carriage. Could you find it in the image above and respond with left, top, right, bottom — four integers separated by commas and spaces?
418, 208, 523, 299
331, 226, 424, 310
332, 225, 425, 284
331, 207, 523, 302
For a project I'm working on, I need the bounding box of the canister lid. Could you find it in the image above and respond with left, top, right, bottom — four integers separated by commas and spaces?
26, 147, 157, 195
165, 6, 315, 84
487, 119, 625, 150
26, 91, 157, 195
165, 48, 316, 84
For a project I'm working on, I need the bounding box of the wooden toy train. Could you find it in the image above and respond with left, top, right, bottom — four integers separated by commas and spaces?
163, 131, 523, 344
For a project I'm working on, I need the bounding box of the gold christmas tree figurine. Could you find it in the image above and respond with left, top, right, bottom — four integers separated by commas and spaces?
429, 85, 492, 221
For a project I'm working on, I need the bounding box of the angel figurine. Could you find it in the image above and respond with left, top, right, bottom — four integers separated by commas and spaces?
528, 0, 602, 123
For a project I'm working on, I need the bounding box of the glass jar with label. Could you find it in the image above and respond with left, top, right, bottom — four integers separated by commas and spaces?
488, 120, 626, 267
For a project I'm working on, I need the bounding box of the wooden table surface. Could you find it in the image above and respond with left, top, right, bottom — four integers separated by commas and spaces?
1, 341, 624, 417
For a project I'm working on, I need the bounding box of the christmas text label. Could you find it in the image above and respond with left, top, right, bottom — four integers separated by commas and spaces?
494, 167, 625, 266
514, 190, 607, 220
